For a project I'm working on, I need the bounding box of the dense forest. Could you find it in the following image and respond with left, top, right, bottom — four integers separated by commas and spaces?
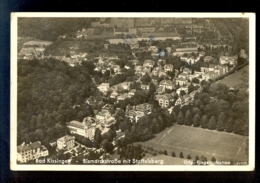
215, 18, 249, 54
17, 58, 99, 146
18, 18, 98, 41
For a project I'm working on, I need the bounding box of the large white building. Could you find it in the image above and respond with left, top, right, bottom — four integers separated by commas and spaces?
17, 141, 49, 163
57, 135, 75, 151
68, 117, 98, 140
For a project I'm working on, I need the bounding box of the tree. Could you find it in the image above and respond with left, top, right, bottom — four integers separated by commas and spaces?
193, 114, 201, 127
200, 115, 208, 129
209, 83, 229, 100
163, 150, 168, 155
216, 112, 226, 131
184, 109, 193, 126
188, 83, 195, 94
211, 157, 216, 162
194, 99, 202, 107
187, 154, 191, 159
149, 82, 156, 96
195, 155, 199, 161
101, 139, 114, 153
140, 72, 151, 85
207, 116, 217, 130
177, 111, 184, 125
180, 152, 184, 158
180, 90, 186, 96
170, 111, 176, 124
119, 122, 127, 132
192, 107, 201, 117
233, 119, 243, 135
151, 118, 161, 133
216, 119, 225, 131
225, 117, 234, 133
94, 128, 103, 143
81, 137, 93, 147
192, 78, 200, 84
171, 151, 176, 157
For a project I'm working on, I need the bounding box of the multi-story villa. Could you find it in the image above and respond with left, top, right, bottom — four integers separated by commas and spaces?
57, 135, 75, 151
17, 141, 49, 163
68, 117, 98, 140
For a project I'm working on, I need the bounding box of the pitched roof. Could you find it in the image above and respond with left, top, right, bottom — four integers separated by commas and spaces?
129, 89, 136, 94
179, 73, 188, 76
164, 64, 173, 68
176, 78, 186, 81
118, 93, 129, 98
177, 87, 188, 91
160, 79, 173, 86
17, 141, 43, 153
136, 103, 151, 111
183, 68, 191, 72
143, 60, 154, 65
69, 120, 84, 129
209, 64, 217, 68
156, 94, 174, 100
57, 135, 75, 143
99, 83, 110, 87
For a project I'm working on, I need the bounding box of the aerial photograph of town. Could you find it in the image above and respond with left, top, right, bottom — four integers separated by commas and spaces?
12, 14, 253, 170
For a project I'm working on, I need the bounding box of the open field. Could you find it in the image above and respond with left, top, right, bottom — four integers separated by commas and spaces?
216, 65, 249, 87
138, 124, 248, 164
86, 31, 114, 40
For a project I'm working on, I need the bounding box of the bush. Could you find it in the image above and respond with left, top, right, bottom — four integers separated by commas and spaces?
180, 152, 184, 158
211, 157, 216, 162
171, 151, 176, 157
163, 150, 168, 155
195, 155, 199, 161
187, 154, 191, 159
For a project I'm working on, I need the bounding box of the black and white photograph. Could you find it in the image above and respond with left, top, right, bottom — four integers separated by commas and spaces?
10, 13, 255, 171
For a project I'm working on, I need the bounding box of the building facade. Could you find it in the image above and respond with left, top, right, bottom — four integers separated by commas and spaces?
68, 117, 98, 140
57, 135, 75, 151
17, 141, 49, 163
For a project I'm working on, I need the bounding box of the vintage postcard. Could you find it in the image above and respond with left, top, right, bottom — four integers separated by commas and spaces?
10, 13, 255, 171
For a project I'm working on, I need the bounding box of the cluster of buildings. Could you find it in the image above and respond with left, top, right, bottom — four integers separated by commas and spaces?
17, 135, 77, 163
18, 40, 53, 60
68, 105, 116, 140
75, 28, 92, 38
125, 103, 152, 122
219, 55, 238, 65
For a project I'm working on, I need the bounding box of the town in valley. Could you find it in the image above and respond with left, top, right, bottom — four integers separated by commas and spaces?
16, 17, 250, 166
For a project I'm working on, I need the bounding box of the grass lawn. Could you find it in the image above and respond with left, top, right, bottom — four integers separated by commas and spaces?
138, 124, 248, 164
216, 65, 249, 87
